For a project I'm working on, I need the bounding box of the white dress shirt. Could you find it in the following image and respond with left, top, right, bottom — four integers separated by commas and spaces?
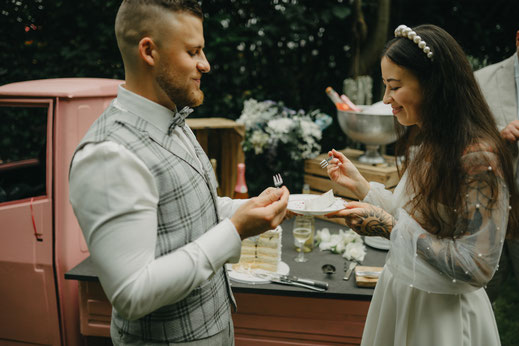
70, 86, 245, 319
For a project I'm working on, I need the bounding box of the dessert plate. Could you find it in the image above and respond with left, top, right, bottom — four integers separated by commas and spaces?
227, 261, 289, 284
287, 194, 347, 216
364, 236, 391, 251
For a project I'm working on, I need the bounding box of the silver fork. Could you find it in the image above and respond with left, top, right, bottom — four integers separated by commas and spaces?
319, 156, 333, 169
273, 174, 283, 188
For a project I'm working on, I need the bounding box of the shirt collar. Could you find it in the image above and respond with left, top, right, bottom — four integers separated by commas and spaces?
115, 85, 193, 133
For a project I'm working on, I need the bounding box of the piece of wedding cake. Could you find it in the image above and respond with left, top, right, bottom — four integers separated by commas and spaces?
233, 226, 282, 272
305, 189, 335, 210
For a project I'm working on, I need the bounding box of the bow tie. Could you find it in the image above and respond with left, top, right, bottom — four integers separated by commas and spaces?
168, 106, 194, 134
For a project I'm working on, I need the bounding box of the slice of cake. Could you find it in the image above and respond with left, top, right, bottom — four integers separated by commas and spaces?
305, 189, 335, 210
233, 226, 282, 272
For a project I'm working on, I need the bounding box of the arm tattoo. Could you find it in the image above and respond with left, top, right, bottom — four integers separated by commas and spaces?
415, 187, 497, 285
349, 206, 395, 239
417, 236, 474, 283
414, 150, 504, 285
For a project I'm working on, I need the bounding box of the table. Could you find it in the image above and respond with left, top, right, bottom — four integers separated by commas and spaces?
65, 218, 389, 345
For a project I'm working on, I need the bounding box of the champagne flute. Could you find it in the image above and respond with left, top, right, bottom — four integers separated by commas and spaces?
293, 227, 312, 262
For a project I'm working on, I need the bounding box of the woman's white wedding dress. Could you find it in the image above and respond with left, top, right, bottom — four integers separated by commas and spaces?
360, 150, 506, 346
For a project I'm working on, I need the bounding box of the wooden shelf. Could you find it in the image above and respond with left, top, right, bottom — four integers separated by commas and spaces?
186, 118, 245, 198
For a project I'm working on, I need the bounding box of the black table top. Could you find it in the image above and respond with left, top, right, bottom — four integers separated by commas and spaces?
66, 218, 388, 300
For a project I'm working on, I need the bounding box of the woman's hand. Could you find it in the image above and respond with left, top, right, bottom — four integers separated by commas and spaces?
326, 201, 395, 239
326, 149, 370, 200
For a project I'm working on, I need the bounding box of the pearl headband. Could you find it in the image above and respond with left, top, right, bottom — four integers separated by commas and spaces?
394, 24, 433, 60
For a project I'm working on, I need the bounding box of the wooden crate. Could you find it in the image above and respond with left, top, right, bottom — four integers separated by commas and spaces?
186, 118, 245, 198
304, 148, 400, 223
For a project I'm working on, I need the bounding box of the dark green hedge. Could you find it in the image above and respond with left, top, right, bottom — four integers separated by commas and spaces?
1, 0, 518, 186
2, 0, 517, 126
2, 0, 516, 108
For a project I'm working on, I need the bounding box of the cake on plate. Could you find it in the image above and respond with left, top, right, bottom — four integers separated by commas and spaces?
232, 226, 282, 272
305, 189, 335, 210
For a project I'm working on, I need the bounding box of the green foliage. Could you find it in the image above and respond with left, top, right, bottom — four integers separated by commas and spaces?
199, 1, 355, 129
2, 0, 517, 115
0, 0, 517, 192
0, 0, 122, 84
0, 107, 47, 163
390, 0, 518, 65
494, 275, 519, 346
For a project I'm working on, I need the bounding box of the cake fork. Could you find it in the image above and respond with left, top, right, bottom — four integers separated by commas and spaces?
273, 173, 283, 188
319, 155, 333, 169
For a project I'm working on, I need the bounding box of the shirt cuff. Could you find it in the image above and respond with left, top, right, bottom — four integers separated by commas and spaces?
195, 218, 242, 271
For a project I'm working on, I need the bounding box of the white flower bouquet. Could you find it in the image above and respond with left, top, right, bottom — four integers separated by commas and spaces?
237, 98, 331, 194
315, 228, 366, 262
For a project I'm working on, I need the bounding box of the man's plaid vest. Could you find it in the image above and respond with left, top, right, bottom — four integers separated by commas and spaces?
72, 102, 234, 342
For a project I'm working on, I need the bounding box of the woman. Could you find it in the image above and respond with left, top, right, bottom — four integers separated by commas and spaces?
326, 24, 518, 346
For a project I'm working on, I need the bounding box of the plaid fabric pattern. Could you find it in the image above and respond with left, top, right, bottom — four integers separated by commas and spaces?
73, 102, 234, 342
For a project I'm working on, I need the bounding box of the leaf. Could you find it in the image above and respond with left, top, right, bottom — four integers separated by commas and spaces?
332, 6, 351, 19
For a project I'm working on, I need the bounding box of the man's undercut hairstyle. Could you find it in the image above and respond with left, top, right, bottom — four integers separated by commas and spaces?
115, 0, 203, 58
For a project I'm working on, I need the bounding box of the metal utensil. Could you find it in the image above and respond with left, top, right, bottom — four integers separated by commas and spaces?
280, 275, 329, 290
270, 278, 326, 292
319, 156, 333, 169
343, 261, 358, 281
273, 173, 283, 188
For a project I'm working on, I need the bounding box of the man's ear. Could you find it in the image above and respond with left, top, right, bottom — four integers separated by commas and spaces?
138, 37, 157, 67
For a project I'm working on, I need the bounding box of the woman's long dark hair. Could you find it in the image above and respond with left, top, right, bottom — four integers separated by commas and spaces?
383, 24, 518, 238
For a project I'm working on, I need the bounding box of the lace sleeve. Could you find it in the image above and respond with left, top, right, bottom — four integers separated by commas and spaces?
388, 150, 509, 293
363, 180, 404, 216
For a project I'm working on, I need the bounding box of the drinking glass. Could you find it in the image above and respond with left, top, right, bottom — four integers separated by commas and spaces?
293, 227, 312, 262
293, 215, 315, 253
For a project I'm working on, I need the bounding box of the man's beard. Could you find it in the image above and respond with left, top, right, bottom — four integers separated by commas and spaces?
156, 65, 204, 110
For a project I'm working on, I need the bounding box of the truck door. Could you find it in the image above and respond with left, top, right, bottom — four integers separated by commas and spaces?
0, 99, 61, 345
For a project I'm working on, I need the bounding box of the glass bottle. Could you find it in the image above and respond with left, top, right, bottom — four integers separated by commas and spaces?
294, 183, 315, 252
233, 163, 249, 199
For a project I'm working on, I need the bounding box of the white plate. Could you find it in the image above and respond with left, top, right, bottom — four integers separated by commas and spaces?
364, 236, 391, 251
227, 261, 289, 284
287, 194, 347, 216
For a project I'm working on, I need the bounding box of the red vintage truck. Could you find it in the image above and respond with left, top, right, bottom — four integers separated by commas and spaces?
0, 78, 122, 345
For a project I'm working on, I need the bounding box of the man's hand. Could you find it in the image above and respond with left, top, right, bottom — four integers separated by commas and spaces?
231, 186, 290, 240
326, 201, 395, 239
500, 120, 519, 143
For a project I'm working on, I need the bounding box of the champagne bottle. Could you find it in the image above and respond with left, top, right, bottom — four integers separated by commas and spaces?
325, 86, 349, 111
233, 163, 249, 199
294, 183, 315, 253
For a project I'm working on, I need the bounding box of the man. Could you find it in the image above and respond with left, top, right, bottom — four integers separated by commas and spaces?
475, 29, 519, 302
69, 1, 289, 344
